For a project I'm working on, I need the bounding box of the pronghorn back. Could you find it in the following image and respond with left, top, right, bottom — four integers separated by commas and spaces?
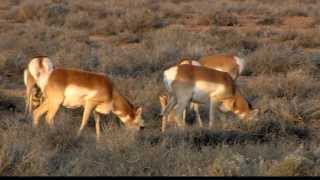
47, 68, 112, 90
46, 68, 114, 103
175, 64, 235, 90
199, 54, 245, 80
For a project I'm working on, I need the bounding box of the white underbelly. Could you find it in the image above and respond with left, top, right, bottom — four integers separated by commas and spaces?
62, 96, 84, 108
192, 81, 224, 103
192, 87, 210, 103
62, 85, 97, 108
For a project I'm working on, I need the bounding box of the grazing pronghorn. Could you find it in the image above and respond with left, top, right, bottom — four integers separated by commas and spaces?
160, 54, 247, 129
161, 64, 258, 132
32, 68, 144, 140
160, 58, 203, 128
24, 56, 54, 117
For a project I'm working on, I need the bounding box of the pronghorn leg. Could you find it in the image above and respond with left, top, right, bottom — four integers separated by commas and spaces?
77, 101, 96, 137
93, 111, 101, 141
161, 95, 176, 116
174, 85, 193, 129
193, 103, 203, 127
45, 98, 62, 128
24, 93, 32, 118
209, 97, 217, 129
161, 96, 177, 132
182, 108, 186, 125
175, 98, 190, 129
25, 86, 38, 118
32, 99, 49, 127
161, 116, 167, 132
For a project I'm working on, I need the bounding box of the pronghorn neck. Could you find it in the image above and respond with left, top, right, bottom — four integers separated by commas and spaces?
232, 91, 252, 119
221, 90, 252, 120
112, 88, 136, 124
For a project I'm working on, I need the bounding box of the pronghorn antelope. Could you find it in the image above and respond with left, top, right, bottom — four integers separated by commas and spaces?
161, 64, 258, 132
160, 54, 246, 129
24, 56, 54, 118
32, 68, 144, 140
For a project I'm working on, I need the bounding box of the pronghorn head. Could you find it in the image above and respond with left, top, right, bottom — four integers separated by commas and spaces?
126, 107, 145, 130
220, 93, 259, 122
236, 102, 259, 122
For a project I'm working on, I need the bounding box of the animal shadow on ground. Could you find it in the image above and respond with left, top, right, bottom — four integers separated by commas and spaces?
137, 120, 310, 150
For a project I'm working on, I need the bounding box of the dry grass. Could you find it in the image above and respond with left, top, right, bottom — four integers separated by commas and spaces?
0, 0, 320, 176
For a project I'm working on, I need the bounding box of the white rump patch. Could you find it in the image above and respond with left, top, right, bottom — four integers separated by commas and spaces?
234, 56, 245, 74
192, 81, 225, 103
27, 57, 54, 92
42, 57, 54, 72
37, 71, 52, 92
163, 66, 178, 92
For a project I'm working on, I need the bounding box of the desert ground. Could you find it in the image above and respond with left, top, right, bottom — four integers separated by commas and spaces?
0, 0, 320, 176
